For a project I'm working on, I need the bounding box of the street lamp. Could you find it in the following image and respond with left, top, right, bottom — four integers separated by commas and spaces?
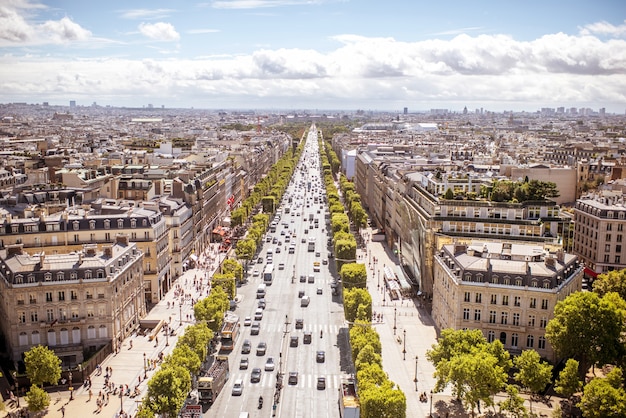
68, 371, 73, 400
393, 308, 397, 335
414, 356, 418, 391
403, 329, 406, 360
12, 371, 19, 407
179, 301, 183, 325
119, 384, 124, 413
165, 323, 169, 346
143, 353, 147, 379
377, 269, 380, 288
429, 390, 433, 417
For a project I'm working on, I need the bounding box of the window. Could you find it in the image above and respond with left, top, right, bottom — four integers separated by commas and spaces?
105, 232, 111, 241
70, 272, 77, 280
605, 244, 611, 252
131, 219, 137, 228
515, 278, 523, 286
45, 292, 53, 302
74, 234, 79, 243
514, 296, 521, 307
117, 219, 124, 228
59, 308, 67, 320
89, 220, 96, 230
511, 333, 519, 347
104, 220, 110, 229
86, 290, 93, 299
501, 312, 508, 325
86, 307, 94, 317
526, 334, 534, 348
530, 298, 537, 309
71, 307, 79, 319
46, 309, 54, 322
607, 224, 612, 231
464, 292, 470, 302
513, 313, 520, 326
19, 311, 26, 323
489, 311, 496, 324
31, 311, 38, 322
463, 308, 470, 320
44, 273, 52, 281
487, 331, 495, 343
617, 256, 622, 264
528, 315, 535, 327
540, 317, 547, 328
29, 293, 36, 303
618, 235, 623, 243
73, 221, 80, 231
492, 275, 498, 284
541, 299, 549, 310
474, 309, 481, 321
491, 294, 497, 305
58, 291, 65, 301
606, 233, 612, 242
543, 280, 551, 289
71, 290, 77, 300
619, 224, 624, 232
475, 293, 482, 303
502, 295, 509, 306
85, 270, 92, 280
538, 336, 546, 350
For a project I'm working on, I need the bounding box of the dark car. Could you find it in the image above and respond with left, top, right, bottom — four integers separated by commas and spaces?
316, 351, 325, 363
317, 377, 326, 390
288, 372, 299, 385
290, 336, 299, 347
239, 357, 249, 370
251, 321, 260, 335
250, 368, 262, 383
241, 339, 251, 354
256, 342, 267, 356
295, 318, 304, 329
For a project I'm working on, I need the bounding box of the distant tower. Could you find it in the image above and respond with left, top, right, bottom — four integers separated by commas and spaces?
69, 100, 76, 108
463, 106, 468, 115
403, 107, 408, 115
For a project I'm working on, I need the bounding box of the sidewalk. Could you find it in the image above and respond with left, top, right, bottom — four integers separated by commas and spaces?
5, 245, 224, 418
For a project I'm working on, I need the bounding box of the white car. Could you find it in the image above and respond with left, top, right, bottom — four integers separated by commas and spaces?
243, 316, 252, 326
252, 270, 260, 277
232, 379, 243, 396
265, 357, 275, 371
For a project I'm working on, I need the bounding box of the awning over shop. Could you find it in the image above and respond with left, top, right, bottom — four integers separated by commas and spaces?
584, 267, 598, 278
189, 254, 198, 261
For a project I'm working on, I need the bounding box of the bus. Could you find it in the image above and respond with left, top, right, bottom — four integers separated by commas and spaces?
308, 237, 315, 252
263, 264, 275, 284
220, 313, 240, 351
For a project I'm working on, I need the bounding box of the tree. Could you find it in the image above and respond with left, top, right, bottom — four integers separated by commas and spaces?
593, 269, 626, 300
24, 345, 62, 387
134, 403, 156, 418
24, 384, 50, 414
497, 385, 528, 418
355, 344, 382, 371
343, 287, 372, 323
357, 362, 387, 388
177, 323, 213, 362
167, 344, 202, 376
340, 263, 367, 289
555, 359, 582, 399
194, 287, 229, 332
360, 381, 406, 418
444, 188, 454, 200
222, 258, 243, 282
349, 321, 382, 359
546, 291, 626, 379
578, 367, 626, 418
145, 364, 191, 418
211, 272, 236, 299
513, 350, 553, 413
234, 238, 256, 262
336, 240, 357, 272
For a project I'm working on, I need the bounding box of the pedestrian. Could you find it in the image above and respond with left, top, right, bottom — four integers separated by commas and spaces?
60, 405, 65, 417
88, 388, 93, 401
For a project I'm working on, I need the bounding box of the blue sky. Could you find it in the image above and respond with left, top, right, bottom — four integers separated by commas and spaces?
1, 0, 625, 112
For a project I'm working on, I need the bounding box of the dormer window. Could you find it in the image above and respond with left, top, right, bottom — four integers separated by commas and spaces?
44, 273, 52, 281
104, 220, 110, 229
117, 219, 124, 229
56, 272, 64, 281
131, 219, 137, 228
73, 221, 80, 231
89, 220, 96, 230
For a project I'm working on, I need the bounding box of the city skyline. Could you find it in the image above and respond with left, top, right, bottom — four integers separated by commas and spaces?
1, 0, 625, 112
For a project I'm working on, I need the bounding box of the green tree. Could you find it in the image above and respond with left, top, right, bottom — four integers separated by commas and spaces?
24, 345, 62, 387
340, 263, 367, 289
513, 350, 553, 413
24, 384, 50, 414
194, 287, 229, 332
593, 269, 626, 300
145, 364, 191, 418
360, 381, 406, 418
261, 196, 276, 213
343, 287, 372, 323
336, 239, 357, 271
497, 385, 528, 418
167, 344, 202, 376
178, 323, 213, 362
349, 321, 382, 359
578, 367, 626, 418
357, 362, 387, 388
134, 403, 156, 418
212, 272, 236, 299
355, 344, 382, 371
546, 291, 626, 379
235, 238, 256, 262
555, 359, 582, 399
222, 258, 243, 282
444, 188, 454, 199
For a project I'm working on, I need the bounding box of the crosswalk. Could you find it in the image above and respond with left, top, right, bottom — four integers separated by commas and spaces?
251, 323, 344, 335
229, 371, 342, 390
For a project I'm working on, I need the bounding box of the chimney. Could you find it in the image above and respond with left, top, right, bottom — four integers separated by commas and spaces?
39, 251, 45, 268
78, 252, 83, 265
6, 244, 23, 258
545, 256, 556, 268
85, 244, 97, 256
103, 245, 112, 258
116, 234, 129, 246
556, 248, 565, 263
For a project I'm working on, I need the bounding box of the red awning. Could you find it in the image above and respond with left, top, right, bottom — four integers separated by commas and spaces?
584, 267, 598, 278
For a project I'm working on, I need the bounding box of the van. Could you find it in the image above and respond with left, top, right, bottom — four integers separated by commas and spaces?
239, 413, 250, 418
257, 284, 266, 299
300, 295, 310, 307
266, 249, 273, 258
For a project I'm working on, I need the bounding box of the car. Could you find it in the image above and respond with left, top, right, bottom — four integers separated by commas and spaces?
288, 372, 299, 385
317, 287, 323, 295
317, 377, 326, 390
272, 237, 278, 244
316, 351, 325, 363
266, 236, 272, 243
298, 290, 305, 298
315, 252, 320, 257
303, 331, 312, 344
239, 357, 249, 370
241, 339, 251, 354
301, 296, 310, 307
252, 270, 260, 277
265, 357, 275, 371
243, 316, 252, 326
256, 342, 267, 356
301, 238, 306, 243
251, 321, 260, 335
257, 299, 266, 309
290, 336, 299, 347
295, 318, 303, 329
299, 275, 306, 283
322, 259, 328, 265
275, 247, 281, 253
278, 263, 285, 270
280, 230, 286, 235
254, 308, 263, 321
328, 252, 334, 259
250, 367, 262, 383
258, 257, 264, 263
231, 379, 243, 396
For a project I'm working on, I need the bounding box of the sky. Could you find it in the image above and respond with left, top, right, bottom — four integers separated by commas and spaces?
1, 0, 625, 112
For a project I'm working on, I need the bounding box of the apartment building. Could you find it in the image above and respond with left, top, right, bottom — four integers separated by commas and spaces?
573, 192, 626, 280
0, 236, 144, 367
432, 242, 583, 361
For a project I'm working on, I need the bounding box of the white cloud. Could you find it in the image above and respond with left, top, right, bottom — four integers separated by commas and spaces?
211, 0, 327, 9
579, 20, 626, 38
40, 16, 92, 43
138, 22, 180, 41
187, 28, 220, 34
119, 8, 176, 20
0, 32, 624, 111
